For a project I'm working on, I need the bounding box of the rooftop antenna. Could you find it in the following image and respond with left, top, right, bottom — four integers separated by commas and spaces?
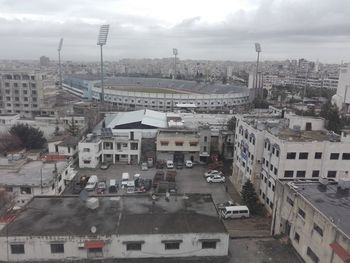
90, 226, 97, 234
57, 38, 64, 89
97, 24, 110, 105
173, 48, 178, 80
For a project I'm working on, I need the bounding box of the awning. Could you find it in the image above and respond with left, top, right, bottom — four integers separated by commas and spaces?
198, 239, 221, 242
330, 242, 350, 262
84, 240, 105, 249
161, 240, 183, 244
122, 241, 145, 244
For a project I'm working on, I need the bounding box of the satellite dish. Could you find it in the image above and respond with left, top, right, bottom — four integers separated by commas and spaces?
91, 226, 97, 234
79, 189, 89, 201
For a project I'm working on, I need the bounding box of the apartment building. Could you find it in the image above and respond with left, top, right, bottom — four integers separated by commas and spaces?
233, 112, 350, 214
272, 181, 350, 263
332, 63, 350, 115
0, 194, 229, 261
0, 71, 46, 118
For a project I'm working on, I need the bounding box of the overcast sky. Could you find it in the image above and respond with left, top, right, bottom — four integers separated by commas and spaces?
0, 0, 350, 63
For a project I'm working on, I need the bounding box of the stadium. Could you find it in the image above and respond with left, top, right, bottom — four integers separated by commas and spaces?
63, 75, 250, 111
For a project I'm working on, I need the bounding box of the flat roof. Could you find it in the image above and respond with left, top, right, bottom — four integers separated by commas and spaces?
274, 128, 340, 142
0, 161, 68, 187
293, 182, 350, 238
1, 194, 226, 237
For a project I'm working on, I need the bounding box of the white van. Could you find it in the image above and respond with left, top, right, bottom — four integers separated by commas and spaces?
121, 172, 130, 187
166, 160, 174, 169
126, 180, 135, 194
85, 175, 98, 191
220, 205, 250, 219
108, 179, 118, 193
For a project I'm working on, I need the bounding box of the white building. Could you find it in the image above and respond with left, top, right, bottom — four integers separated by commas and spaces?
0, 194, 229, 261
272, 181, 350, 263
332, 63, 350, 115
0, 158, 75, 206
47, 135, 80, 163
233, 112, 350, 214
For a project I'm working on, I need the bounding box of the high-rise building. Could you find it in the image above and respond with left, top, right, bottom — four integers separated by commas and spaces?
0, 71, 46, 117
39, 56, 50, 67
332, 63, 350, 115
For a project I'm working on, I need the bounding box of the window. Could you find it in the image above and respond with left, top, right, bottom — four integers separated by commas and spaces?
307, 247, 319, 263
189, 142, 198, 146
83, 160, 91, 164
287, 152, 296, 159
175, 141, 183, 146
51, 243, 64, 254
20, 187, 31, 194
11, 244, 25, 254
88, 248, 103, 257
314, 152, 322, 159
296, 171, 306, 178
83, 148, 90, 152
163, 241, 181, 250
313, 224, 323, 237
330, 153, 339, 160
284, 170, 293, 178
270, 164, 273, 171
298, 208, 306, 219
130, 143, 138, 150
276, 150, 280, 157
299, 152, 308, 159
294, 232, 300, 243
312, 170, 320, 177
201, 241, 217, 249
286, 196, 294, 206
274, 168, 278, 176
327, 171, 337, 178
126, 242, 143, 251
204, 136, 207, 142
342, 153, 350, 160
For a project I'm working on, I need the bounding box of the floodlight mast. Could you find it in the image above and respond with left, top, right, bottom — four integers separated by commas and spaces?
57, 38, 63, 89
173, 48, 178, 80
254, 43, 262, 96
97, 25, 110, 104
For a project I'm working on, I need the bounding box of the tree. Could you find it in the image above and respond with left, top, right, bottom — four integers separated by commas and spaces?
241, 180, 261, 215
0, 133, 22, 154
252, 96, 269, 109
227, 117, 237, 132
66, 117, 80, 137
9, 124, 46, 150
320, 101, 344, 134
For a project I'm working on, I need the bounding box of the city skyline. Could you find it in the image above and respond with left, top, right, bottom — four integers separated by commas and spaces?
0, 0, 350, 63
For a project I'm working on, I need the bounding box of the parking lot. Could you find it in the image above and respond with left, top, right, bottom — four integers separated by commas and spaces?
65, 164, 232, 204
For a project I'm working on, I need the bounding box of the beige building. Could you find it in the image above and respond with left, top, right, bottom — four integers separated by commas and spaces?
272, 180, 350, 263
0, 71, 46, 118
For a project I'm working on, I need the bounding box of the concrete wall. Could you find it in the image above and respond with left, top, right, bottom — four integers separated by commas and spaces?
0, 232, 229, 261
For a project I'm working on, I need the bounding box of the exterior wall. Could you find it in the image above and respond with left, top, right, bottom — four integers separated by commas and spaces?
272, 182, 350, 263
287, 115, 325, 131
91, 87, 250, 111
78, 140, 102, 168
48, 141, 78, 158
0, 233, 229, 261
0, 71, 45, 118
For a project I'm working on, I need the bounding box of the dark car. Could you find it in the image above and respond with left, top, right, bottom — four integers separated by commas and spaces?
176, 162, 183, 169
96, 181, 107, 194
72, 182, 83, 194
143, 179, 152, 191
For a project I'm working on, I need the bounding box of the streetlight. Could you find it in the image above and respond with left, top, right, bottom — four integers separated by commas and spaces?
57, 38, 63, 89
255, 43, 261, 97
173, 48, 178, 80
97, 24, 110, 104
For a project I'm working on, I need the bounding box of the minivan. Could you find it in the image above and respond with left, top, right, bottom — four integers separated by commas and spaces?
85, 175, 98, 191
220, 206, 250, 219
109, 179, 118, 193
121, 172, 130, 188
166, 160, 174, 169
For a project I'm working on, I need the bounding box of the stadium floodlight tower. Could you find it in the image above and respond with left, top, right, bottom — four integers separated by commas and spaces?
254, 42, 262, 95
97, 24, 110, 104
173, 48, 178, 80
57, 38, 63, 89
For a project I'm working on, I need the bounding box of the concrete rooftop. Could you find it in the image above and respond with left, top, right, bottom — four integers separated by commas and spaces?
1, 194, 226, 237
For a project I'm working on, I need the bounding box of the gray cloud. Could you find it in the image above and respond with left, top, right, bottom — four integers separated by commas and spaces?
0, 0, 349, 62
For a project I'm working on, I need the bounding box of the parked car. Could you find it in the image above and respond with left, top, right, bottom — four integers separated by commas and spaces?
220, 206, 250, 219
108, 179, 119, 193
72, 182, 83, 194
121, 172, 130, 188
204, 170, 223, 178
185, 160, 193, 168
166, 160, 174, 169
85, 175, 98, 191
156, 160, 166, 169
206, 175, 225, 183
147, 157, 154, 168
176, 162, 183, 169
96, 181, 107, 194
141, 162, 148, 171
143, 179, 153, 191
153, 170, 165, 188
100, 162, 110, 170
216, 200, 236, 210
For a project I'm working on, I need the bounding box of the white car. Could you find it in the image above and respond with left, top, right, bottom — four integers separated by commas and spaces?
185, 160, 193, 168
166, 160, 174, 169
204, 170, 223, 178
206, 175, 226, 183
